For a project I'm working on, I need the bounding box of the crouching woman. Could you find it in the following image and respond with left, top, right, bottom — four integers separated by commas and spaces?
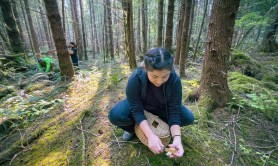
108, 48, 194, 158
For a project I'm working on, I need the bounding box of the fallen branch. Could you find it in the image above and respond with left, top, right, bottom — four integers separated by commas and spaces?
75, 125, 98, 137
79, 115, 86, 166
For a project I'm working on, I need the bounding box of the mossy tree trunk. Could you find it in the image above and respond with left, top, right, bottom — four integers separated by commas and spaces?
122, 0, 137, 69
157, 0, 164, 47
199, 0, 240, 107
164, 0, 175, 52
44, 0, 74, 78
179, 0, 192, 77
0, 0, 24, 54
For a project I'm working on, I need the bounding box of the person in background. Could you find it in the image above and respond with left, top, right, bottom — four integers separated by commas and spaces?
108, 48, 194, 158
68, 42, 79, 67
37, 57, 53, 73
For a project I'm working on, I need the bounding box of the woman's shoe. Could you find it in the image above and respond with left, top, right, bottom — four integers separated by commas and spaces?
122, 131, 134, 141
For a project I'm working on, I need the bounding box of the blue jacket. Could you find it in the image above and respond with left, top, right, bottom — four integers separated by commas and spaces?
126, 67, 182, 127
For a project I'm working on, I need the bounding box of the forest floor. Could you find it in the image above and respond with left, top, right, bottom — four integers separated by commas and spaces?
0, 53, 277, 166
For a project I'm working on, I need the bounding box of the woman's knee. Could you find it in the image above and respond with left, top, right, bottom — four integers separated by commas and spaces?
181, 105, 195, 126
108, 99, 133, 126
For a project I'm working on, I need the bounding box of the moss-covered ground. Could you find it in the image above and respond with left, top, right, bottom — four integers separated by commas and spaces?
0, 53, 277, 166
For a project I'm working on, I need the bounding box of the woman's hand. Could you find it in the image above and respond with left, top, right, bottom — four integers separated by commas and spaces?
147, 134, 164, 154
168, 136, 184, 158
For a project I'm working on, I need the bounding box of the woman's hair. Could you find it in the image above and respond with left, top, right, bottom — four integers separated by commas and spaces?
143, 48, 173, 71
70, 42, 76, 47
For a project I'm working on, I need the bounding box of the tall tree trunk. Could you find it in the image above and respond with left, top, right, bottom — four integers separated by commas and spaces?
106, 0, 114, 59
137, 4, 141, 53
164, 0, 175, 52
38, 0, 53, 49
104, 2, 109, 61
89, 0, 96, 58
157, 0, 164, 47
141, 0, 147, 53
62, 0, 65, 33
174, 0, 185, 65
0, 0, 24, 54
193, 0, 208, 61
79, 0, 88, 60
122, 0, 137, 69
199, 0, 240, 107
24, 0, 40, 54
43, 0, 74, 78
91, 0, 100, 53
19, 0, 35, 54
70, 0, 84, 60
179, 0, 192, 77
11, 0, 25, 47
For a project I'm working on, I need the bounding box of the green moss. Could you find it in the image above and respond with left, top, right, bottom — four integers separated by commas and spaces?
26, 82, 46, 92
263, 73, 278, 84
198, 95, 217, 113
228, 72, 277, 121
230, 51, 263, 80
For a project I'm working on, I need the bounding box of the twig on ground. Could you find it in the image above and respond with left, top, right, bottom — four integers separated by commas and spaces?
110, 140, 141, 144
17, 128, 25, 149
112, 130, 121, 148
9, 151, 22, 165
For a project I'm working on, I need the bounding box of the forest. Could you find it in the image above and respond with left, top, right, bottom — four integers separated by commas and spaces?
0, 0, 277, 165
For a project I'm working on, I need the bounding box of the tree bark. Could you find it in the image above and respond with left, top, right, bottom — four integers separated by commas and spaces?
199, 0, 240, 107
24, 0, 40, 54
43, 0, 74, 78
164, 0, 175, 52
106, 0, 114, 59
0, 0, 24, 54
174, 0, 185, 65
179, 0, 192, 77
157, 0, 164, 47
122, 0, 137, 69
141, 0, 147, 53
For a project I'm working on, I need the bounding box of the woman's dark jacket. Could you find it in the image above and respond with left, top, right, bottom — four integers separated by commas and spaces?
126, 67, 182, 127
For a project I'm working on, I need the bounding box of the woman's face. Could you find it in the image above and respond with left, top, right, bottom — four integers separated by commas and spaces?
69, 43, 74, 47
147, 69, 171, 87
